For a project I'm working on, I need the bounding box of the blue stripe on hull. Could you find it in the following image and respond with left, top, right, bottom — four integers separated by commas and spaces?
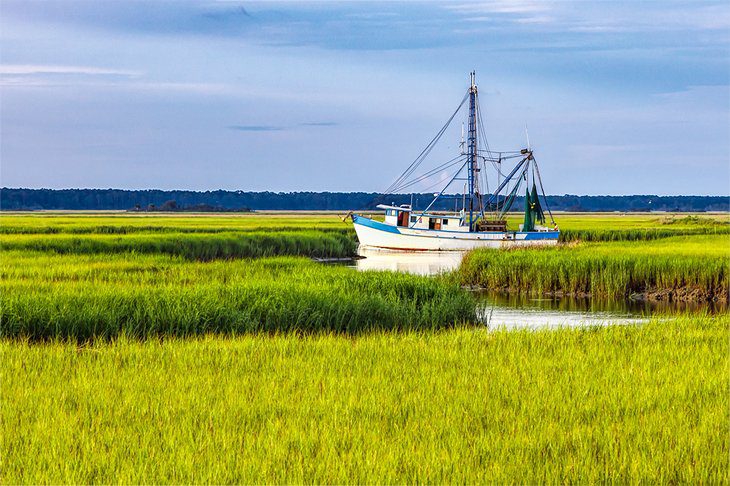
523, 231, 560, 240
352, 214, 401, 234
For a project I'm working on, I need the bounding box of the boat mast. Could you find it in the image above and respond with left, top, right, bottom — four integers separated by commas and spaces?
467, 71, 478, 232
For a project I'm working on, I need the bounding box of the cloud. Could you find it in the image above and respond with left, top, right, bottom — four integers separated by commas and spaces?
0, 63, 144, 89
0, 64, 140, 76
0, 70, 228, 94
228, 122, 339, 132
446, 1, 549, 16
300, 121, 338, 127
228, 125, 285, 132
446, 1, 730, 34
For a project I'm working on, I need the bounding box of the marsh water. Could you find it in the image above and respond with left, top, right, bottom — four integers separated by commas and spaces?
329, 247, 718, 329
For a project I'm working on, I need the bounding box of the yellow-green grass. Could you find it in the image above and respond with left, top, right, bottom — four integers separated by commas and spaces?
0, 213, 359, 259
557, 214, 730, 242
1, 251, 475, 340
0, 230, 357, 260
0, 213, 351, 234
458, 235, 730, 300
500, 213, 730, 242
3, 316, 727, 483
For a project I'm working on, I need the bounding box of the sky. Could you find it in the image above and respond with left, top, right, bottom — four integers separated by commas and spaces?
1, 0, 729, 195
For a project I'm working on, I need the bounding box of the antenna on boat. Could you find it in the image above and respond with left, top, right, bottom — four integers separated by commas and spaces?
525, 124, 531, 151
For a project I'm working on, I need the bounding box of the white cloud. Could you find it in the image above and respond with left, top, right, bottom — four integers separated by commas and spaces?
445, 1, 730, 34
0, 64, 140, 77
447, 1, 550, 15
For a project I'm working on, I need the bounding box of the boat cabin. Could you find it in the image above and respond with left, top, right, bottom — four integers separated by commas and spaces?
380, 204, 412, 227
377, 204, 469, 232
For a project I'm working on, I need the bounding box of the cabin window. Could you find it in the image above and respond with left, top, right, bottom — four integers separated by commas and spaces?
442, 219, 449, 225
410, 216, 417, 223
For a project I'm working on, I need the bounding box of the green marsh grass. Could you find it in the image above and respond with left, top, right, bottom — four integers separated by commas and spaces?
1, 251, 475, 340
2, 212, 729, 482
0, 213, 352, 233
558, 216, 730, 242
458, 235, 730, 300
0, 230, 357, 259
3, 316, 727, 483
502, 213, 730, 242
0, 213, 358, 258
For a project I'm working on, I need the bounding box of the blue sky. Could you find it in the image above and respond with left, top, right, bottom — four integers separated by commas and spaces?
1, 1, 728, 195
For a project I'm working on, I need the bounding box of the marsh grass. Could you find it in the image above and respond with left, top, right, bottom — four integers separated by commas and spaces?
0, 213, 351, 233
2, 213, 729, 482
502, 213, 730, 242
559, 225, 730, 242
1, 252, 475, 340
555, 214, 729, 242
2, 316, 727, 483
458, 235, 729, 300
0, 230, 357, 259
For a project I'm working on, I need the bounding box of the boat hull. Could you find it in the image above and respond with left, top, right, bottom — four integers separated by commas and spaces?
352, 214, 559, 251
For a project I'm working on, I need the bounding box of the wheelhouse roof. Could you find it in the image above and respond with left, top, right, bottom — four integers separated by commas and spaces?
375, 204, 462, 219
376, 204, 411, 211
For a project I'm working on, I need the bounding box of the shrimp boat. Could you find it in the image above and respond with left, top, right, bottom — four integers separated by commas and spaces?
351, 72, 559, 251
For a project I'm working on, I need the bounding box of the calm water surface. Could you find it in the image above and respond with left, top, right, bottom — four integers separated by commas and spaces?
343, 247, 716, 329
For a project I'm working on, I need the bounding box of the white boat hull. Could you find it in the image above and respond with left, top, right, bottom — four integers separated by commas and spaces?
352, 214, 559, 251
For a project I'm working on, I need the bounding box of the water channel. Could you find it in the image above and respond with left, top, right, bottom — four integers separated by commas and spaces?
333, 247, 717, 329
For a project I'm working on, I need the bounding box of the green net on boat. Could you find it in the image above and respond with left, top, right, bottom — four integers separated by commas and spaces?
523, 183, 545, 231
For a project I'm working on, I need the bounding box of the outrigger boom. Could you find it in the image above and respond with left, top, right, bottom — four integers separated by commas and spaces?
351, 72, 559, 251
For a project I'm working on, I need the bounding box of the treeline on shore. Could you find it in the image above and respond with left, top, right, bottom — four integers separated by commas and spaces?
2, 188, 728, 212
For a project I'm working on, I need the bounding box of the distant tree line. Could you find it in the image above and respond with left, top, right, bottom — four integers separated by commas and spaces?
1, 188, 728, 212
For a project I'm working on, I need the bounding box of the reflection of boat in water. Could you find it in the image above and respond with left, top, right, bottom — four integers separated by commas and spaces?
352, 72, 559, 251
355, 247, 464, 275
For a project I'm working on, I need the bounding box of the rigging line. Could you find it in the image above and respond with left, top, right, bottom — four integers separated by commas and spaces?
477, 150, 522, 156
483, 156, 508, 179
498, 173, 515, 212
477, 149, 522, 153
477, 109, 495, 200
389, 155, 467, 193
485, 155, 529, 205
418, 173, 462, 194
481, 155, 490, 196
410, 160, 469, 227
480, 152, 523, 158
480, 153, 523, 162
385, 128, 445, 195
474, 94, 490, 217
382, 90, 469, 195
497, 165, 527, 219
532, 156, 556, 225
475, 92, 492, 155
391, 166, 466, 195
479, 154, 519, 182
389, 153, 466, 189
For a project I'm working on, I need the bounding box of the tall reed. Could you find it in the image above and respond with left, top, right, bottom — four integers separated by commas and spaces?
0, 230, 357, 259
458, 235, 729, 300
1, 252, 475, 340
3, 317, 727, 483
